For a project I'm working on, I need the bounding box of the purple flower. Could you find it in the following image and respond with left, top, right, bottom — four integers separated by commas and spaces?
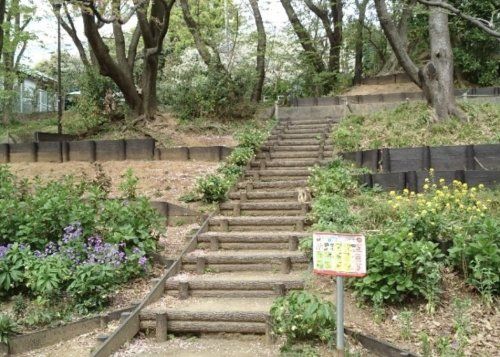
132, 247, 141, 255
138, 256, 147, 266
0, 245, 10, 259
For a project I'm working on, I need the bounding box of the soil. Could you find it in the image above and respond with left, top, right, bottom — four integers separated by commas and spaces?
309, 271, 499, 356
345, 82, 421, 96
18, 321, 120, 357
6, 160, 219, 208
90, 113, 237, 148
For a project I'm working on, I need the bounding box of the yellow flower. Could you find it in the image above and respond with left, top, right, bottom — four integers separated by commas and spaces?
408, 232, 414, 238
439, 178, 445, 183
478, 184, 484, 190
389, 191, 396, 196
424, 178, 430, 183
423, 184, 429, 190
421, 210, 427, 216
471, 187, 477, 192
429, 168, 435, 173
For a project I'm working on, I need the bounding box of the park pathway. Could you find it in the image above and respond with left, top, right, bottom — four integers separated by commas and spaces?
139, 105, 345, 339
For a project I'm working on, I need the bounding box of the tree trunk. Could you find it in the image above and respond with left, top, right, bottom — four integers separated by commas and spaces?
374, 0, 465, 121
353, 0, 369, 85
249, 0, 266, 103
419, 1, 464, 121
329, 0, 343, 75
0, 0, 5, 62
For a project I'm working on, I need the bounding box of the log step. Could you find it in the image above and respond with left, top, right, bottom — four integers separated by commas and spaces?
245, 169, 310, 176
255, 151, 334, 160
182, 250, 308, 264
250, 159, 327, 168
198, 231, 309, 243
236, 179, 308, 190
139, 298, 274, 334
267, 145, 333, 152
228, 189, 299, 201
164, 272, 304, 298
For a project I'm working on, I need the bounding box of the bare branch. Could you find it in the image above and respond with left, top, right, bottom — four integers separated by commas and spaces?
417, 0, 500, 39
69, 0, 148, 25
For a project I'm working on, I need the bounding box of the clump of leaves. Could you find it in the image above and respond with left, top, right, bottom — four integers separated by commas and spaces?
196, 174, 232, 203
351, 230, 444, 305
270, 291, 336, 347
119, 168, 139, 199
0, 314, 16, 344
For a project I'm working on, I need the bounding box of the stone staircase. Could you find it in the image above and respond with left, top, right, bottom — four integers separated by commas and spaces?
139, 111, 340, 337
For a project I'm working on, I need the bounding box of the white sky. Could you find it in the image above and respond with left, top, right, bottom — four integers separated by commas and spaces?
24, 0, 290, 66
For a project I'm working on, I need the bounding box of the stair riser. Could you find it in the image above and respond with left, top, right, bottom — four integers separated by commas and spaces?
166, 290, 290, 298
219, 209, 304, 217
209, 225, 303, 232
140, 321, 266, 334
266, 146, 333, 152
182, 262, 308, 273
165, 281, 303, 291
198, 242, 290, 250
256, 152, 333, 159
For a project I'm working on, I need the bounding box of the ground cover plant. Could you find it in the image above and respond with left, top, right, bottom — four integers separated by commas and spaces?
270, 291, 336, 351
305, 159, 499, 355
184, 122, 274, 204
332, 102, 500, 152
0, 166, 163, 336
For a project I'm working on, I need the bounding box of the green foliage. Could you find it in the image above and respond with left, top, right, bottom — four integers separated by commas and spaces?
352, 231, 444, 305
0, 166, 162, 314
160, 66, 254, 121
66, 69, 114, 134
67, 263, 119, 314
196, 174, 232, 203
332, 102, 500, 152
270, 291, 336, 346
234, 126, 267, 150
310, 195, 358, 233
119, 168, 139, 199
0, 314, 16, 344
226, 147, 254, 167
308, 159, 365, 197
449, 217, 500, 302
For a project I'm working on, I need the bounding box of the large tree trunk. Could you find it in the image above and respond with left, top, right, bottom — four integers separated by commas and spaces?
353, 0, 369, 84
329, 0, 343, 74
249, 0, 266, 103
374, 0, 464, 121
419, 1, 463, 120
0, 0, 5, 62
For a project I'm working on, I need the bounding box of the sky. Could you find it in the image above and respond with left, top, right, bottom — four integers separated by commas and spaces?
24, 0, 291, 66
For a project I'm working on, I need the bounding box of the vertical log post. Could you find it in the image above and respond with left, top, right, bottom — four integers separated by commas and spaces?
156, 313, 168, 342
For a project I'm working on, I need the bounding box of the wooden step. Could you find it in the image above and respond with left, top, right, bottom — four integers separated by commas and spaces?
228, 189, 298, 201
209, 215, 307, 232
250, 159, 326, 168
182, 250, 308, 273
164, 272, 305, 298
219, 201, 307, 217
236, 179, 308, 190
255, 151, 334, 160
198, 231, 309, 251
140, 298, 273, 334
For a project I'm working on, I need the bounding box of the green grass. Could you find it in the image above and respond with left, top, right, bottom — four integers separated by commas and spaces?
332, 101, 500, 152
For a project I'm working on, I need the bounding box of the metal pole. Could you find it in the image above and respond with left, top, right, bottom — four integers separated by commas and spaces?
336, 276, 345, 356
57, 5, 62, 134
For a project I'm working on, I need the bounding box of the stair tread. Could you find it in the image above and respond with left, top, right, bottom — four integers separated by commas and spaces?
145, 297, 274, 314
168, 271, 305, 283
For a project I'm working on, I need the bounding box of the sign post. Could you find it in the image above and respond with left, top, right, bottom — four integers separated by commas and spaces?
313, 233, 367, 356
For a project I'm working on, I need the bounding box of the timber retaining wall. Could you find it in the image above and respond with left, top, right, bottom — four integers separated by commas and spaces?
0, 138, 234, 164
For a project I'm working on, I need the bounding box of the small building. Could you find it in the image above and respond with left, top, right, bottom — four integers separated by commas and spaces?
1, 69, 58, 114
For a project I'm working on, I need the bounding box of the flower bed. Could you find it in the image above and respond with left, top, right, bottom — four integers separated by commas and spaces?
0, 166, 163, 339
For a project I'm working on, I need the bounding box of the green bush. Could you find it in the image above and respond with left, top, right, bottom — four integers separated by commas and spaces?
270, 291, 336, 346
196, 174, 232, 203
0, 314, 16, 344
310, 195, 358, 233
0, 167, 162, 312
226, 147, 254, 167
235, 126, 267, 151
449, 217, 500, 301
308, 159, 364, 198
352, 231, 444, 305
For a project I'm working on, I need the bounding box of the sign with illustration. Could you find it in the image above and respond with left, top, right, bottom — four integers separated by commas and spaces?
313, 232, 366, 277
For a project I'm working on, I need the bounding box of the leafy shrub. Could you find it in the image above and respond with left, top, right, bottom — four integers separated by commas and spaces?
0, 244, 27, 295
235, 127, 267, 151
0, 314, 16, 344
118, 168, 139, 199
352, 231, 444, 305
449, 217, 500, 301
310, 195, 358, 233
0, 167, 162, 312
196, 174, 232, 203
308, 159, 364, 198
226, 147, 254, 167
270, 291, 336, 346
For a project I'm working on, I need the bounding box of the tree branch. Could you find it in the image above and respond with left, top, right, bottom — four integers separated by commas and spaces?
417, 0, 500, 39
